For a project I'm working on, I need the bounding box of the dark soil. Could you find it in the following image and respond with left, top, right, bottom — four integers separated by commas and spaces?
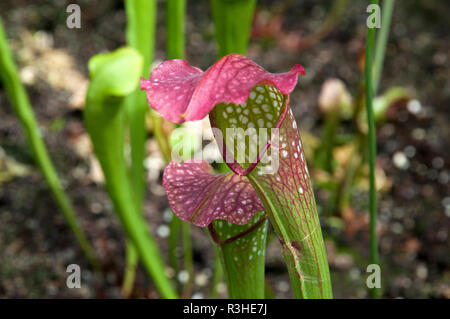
0, 0, 448, 298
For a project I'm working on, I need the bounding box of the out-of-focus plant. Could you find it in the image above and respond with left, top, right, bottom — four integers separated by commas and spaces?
121, 0, 158, 298
316, 78, 353, 173
310, 1, 399, 205
0, 18, 100, 270
84, 47, 177, 299
141, 54, 333, 298
358, 86, 411, 133
309, 0, 397, 298
211, 0, 256, 57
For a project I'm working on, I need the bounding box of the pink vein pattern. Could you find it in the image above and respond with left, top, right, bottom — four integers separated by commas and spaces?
140, 54, 304, 123
249, 108, 329, 295
252, 108, 316, 238
163, 160, 264, 227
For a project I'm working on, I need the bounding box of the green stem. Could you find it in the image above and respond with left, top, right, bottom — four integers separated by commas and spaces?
121, 240, 139, 297
181, 220, 194, 297
264, 279, 275, 299
168, 216, 181, 282
365, 0, 380, 299
0, 18, 100, 270
210, 214, 268, 299
166, 0, 185, 59
373, 0, 395, 95
85, 48, 177, 299
324, 110, 339, 172
317, 108, 340, 173
211, 0, 256, 57
338, 140, 362, 212
210, 248, 223, 298
122, 0, 157, 297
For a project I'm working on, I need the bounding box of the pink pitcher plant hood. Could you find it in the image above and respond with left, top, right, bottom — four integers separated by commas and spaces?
141, 54, 306, 227
140, 54, 304, 124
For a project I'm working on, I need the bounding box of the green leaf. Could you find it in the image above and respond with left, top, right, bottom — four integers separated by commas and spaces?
85, 47, 177, 299
88, 47, 143, 97
0, 18, 99, 270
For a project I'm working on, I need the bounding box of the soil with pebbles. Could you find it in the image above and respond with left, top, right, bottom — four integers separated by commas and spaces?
0, 0, 448, 298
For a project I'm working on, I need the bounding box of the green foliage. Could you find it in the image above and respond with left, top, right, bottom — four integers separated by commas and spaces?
0, 18, 99, 270
211, 0, 256, 56
84, 47, 177, 299
373, 0, 395, 95
122, 0, 158, 297
166, 0, 186, 59
364, 0, 395, 299
88, 47, 142, 96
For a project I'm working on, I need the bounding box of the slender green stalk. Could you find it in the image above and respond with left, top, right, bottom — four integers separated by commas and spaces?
121, 240, 138, 297
0, 18, 100, 270
338, 141, 362, 212
168, 215, 194, 297
124, 0, 155, 202
264, 279, 275, 299
168, 215, 181, 281
316, 108, 340, 173
166, 0, 185, 59
84, 48, 177, 299
210, 0, 267, 299
373, 0, 395, 95
165, 0, 194, 296
323, 109, 339, 172
365, 0, 380, 299
180, 219, 194, 296
121, 0, 157, 297
211, 0, 256, 56
209, 248, 223, 298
